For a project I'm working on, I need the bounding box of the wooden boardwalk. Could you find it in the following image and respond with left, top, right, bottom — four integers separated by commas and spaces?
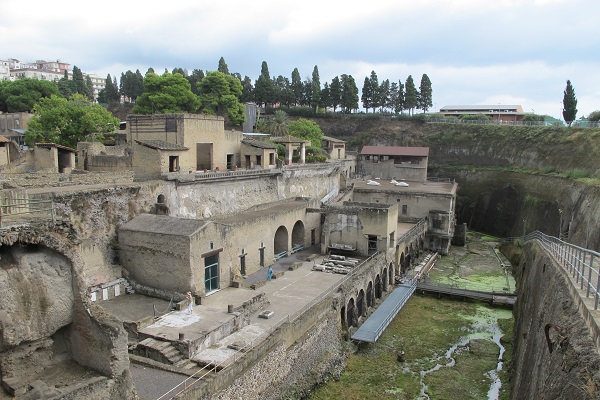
416, 282, 516, 307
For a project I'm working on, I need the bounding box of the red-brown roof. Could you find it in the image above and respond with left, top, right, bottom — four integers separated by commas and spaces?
360, 146, 429, 157
0, 135, 10, 143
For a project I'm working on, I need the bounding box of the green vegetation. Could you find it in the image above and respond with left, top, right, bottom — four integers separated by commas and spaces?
288, 118, 324, 147
26, 94, 120, 148
310, 297, 512, 400
133, 71, 200, 114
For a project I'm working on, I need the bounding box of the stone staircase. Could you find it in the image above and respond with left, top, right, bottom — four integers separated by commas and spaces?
133, 338, 198, 370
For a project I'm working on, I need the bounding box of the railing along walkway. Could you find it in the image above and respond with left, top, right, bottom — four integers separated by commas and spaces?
507, 231, 600, 309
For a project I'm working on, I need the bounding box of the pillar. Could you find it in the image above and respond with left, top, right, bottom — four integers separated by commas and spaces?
300, 143, 306, 164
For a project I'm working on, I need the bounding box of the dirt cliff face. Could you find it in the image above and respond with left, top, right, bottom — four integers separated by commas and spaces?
511, 241, 600, 400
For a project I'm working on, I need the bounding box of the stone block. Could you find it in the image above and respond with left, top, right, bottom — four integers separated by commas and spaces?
258, 310, 274, 319
289, 262, 303, 271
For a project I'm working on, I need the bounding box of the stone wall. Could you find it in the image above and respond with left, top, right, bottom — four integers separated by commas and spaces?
511, 241, 600, 399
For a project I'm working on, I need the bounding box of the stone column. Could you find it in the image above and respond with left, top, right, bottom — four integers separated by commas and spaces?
300, 143, 306, 164
286, 143, 293, 165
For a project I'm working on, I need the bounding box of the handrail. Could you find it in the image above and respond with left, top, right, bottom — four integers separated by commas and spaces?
505, 231, 600, 309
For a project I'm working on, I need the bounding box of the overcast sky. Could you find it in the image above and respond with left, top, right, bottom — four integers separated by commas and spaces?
2, 0, 598, 119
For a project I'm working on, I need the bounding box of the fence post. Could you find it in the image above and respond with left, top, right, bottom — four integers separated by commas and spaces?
587, 254, 594, 298
581, 252, 587, 290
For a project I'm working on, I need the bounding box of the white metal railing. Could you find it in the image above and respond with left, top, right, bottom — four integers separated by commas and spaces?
507, 231, 600, 309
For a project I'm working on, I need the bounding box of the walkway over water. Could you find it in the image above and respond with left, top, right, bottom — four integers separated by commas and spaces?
351, 282, 416, 343
416, 282, 516, 307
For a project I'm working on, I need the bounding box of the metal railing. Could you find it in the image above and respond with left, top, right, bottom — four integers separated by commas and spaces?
508, 231, 600, 309
0, 197, 55, 228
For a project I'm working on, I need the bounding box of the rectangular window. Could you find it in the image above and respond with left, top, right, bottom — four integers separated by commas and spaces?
402, 205, 408, 215
433, 219, 442, 229
168, 156, 179, 172
368, 235, 378, 254
256, 155, 262, 166
389, 232, 395, 248
269, 153, 275, 165
373, 156, 379, 163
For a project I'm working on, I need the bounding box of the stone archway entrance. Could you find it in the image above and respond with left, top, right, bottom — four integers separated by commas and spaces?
274, 226, 289, 259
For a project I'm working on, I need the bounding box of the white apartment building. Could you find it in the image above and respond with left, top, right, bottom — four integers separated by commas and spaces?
1, 58, 106, 100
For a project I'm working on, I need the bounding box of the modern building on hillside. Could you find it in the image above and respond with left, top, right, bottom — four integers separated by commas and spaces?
439, 105, 525, 122
0, 58, 105, 99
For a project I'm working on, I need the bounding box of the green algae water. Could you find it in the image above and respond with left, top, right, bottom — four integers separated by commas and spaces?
310, 296, 513, 400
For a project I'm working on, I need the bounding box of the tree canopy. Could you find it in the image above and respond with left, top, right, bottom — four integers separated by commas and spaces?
197, 71, 245, 126
562, 79, 578, 126
404, 75, 419, 115
133, 72, 200, 114
26, 94, 119, 148
288, 118, 323, 147
0, 78, 61, 113
267, 110, 289, 136
254, 61, 274, 107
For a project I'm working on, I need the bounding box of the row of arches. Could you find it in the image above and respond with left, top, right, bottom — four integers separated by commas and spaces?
274, 220, 305, 257
342, 263, 394, 329
397, 235, 426, 275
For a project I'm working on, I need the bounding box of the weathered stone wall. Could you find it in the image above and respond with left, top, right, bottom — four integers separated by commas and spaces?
511, 241, 600, 400
360, 158, 428, 181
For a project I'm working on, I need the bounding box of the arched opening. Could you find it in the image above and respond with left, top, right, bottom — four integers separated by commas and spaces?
347, 298, 355, 327
367, 281, 373, 307
400, 252, 406, 274
274, 226, 288, 259
357, 289, 365, 317
291, 220, 305, 252
157, 194, 165, 204
382, 268, 388, 291
341, 305, 346, 329
389, 266, 394, 287
375, 274, 382, 298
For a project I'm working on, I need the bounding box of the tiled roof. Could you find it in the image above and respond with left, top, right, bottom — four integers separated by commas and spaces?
0, 135, 10, 143
35, 142, 76, 152
241, 139, 277, 149
135, 140, 188, 151
360, 146, 429, 157
271, 135, 310, 144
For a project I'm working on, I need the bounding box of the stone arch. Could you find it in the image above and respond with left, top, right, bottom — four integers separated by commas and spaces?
400, 252, 406, 274
346, 298, 355, 327
389, 264, 394, 287
291, 220, 305, 249
375, 274, 382, 299
274, 226, 289, 257
357, 289, 365, 317
367, 281, 373, 308
157, 194, 165, 204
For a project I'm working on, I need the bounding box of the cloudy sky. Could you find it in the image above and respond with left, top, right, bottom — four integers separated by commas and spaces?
2, 0, 598, 119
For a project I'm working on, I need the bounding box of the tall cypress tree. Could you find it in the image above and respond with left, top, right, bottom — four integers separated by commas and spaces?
254, 61, 274, 107
329, 76, 342, 112
291, 68, 303, 106
404, 75, 418, 115
341, 74, 359, 113
218, 57, 229, 74
361, 76, 373, 112
72, 66, 87, 96
419, 74, 433, 112
311, 65, 321, 112
562, 79, 578, 126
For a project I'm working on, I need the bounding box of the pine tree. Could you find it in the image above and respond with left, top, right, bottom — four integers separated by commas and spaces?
218, 57, 229, 74
341, 74, 359, 113
379, 79, 390, 112
404, 75, 418, 115
369, 71, 380, 113
419, 74, 433, 112
329, 76, 342, 112
72, 66, 87, 96
254, 61, 274, 107
562, 79, 578, 126
361, 76, 372, 112
291, 68, 303, 106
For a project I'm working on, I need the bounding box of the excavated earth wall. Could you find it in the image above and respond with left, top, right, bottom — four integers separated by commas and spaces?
512, 241, 600, 400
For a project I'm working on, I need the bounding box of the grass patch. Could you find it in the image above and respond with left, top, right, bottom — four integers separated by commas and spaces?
425, 339, 499, 400
310, 296, 476, 400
